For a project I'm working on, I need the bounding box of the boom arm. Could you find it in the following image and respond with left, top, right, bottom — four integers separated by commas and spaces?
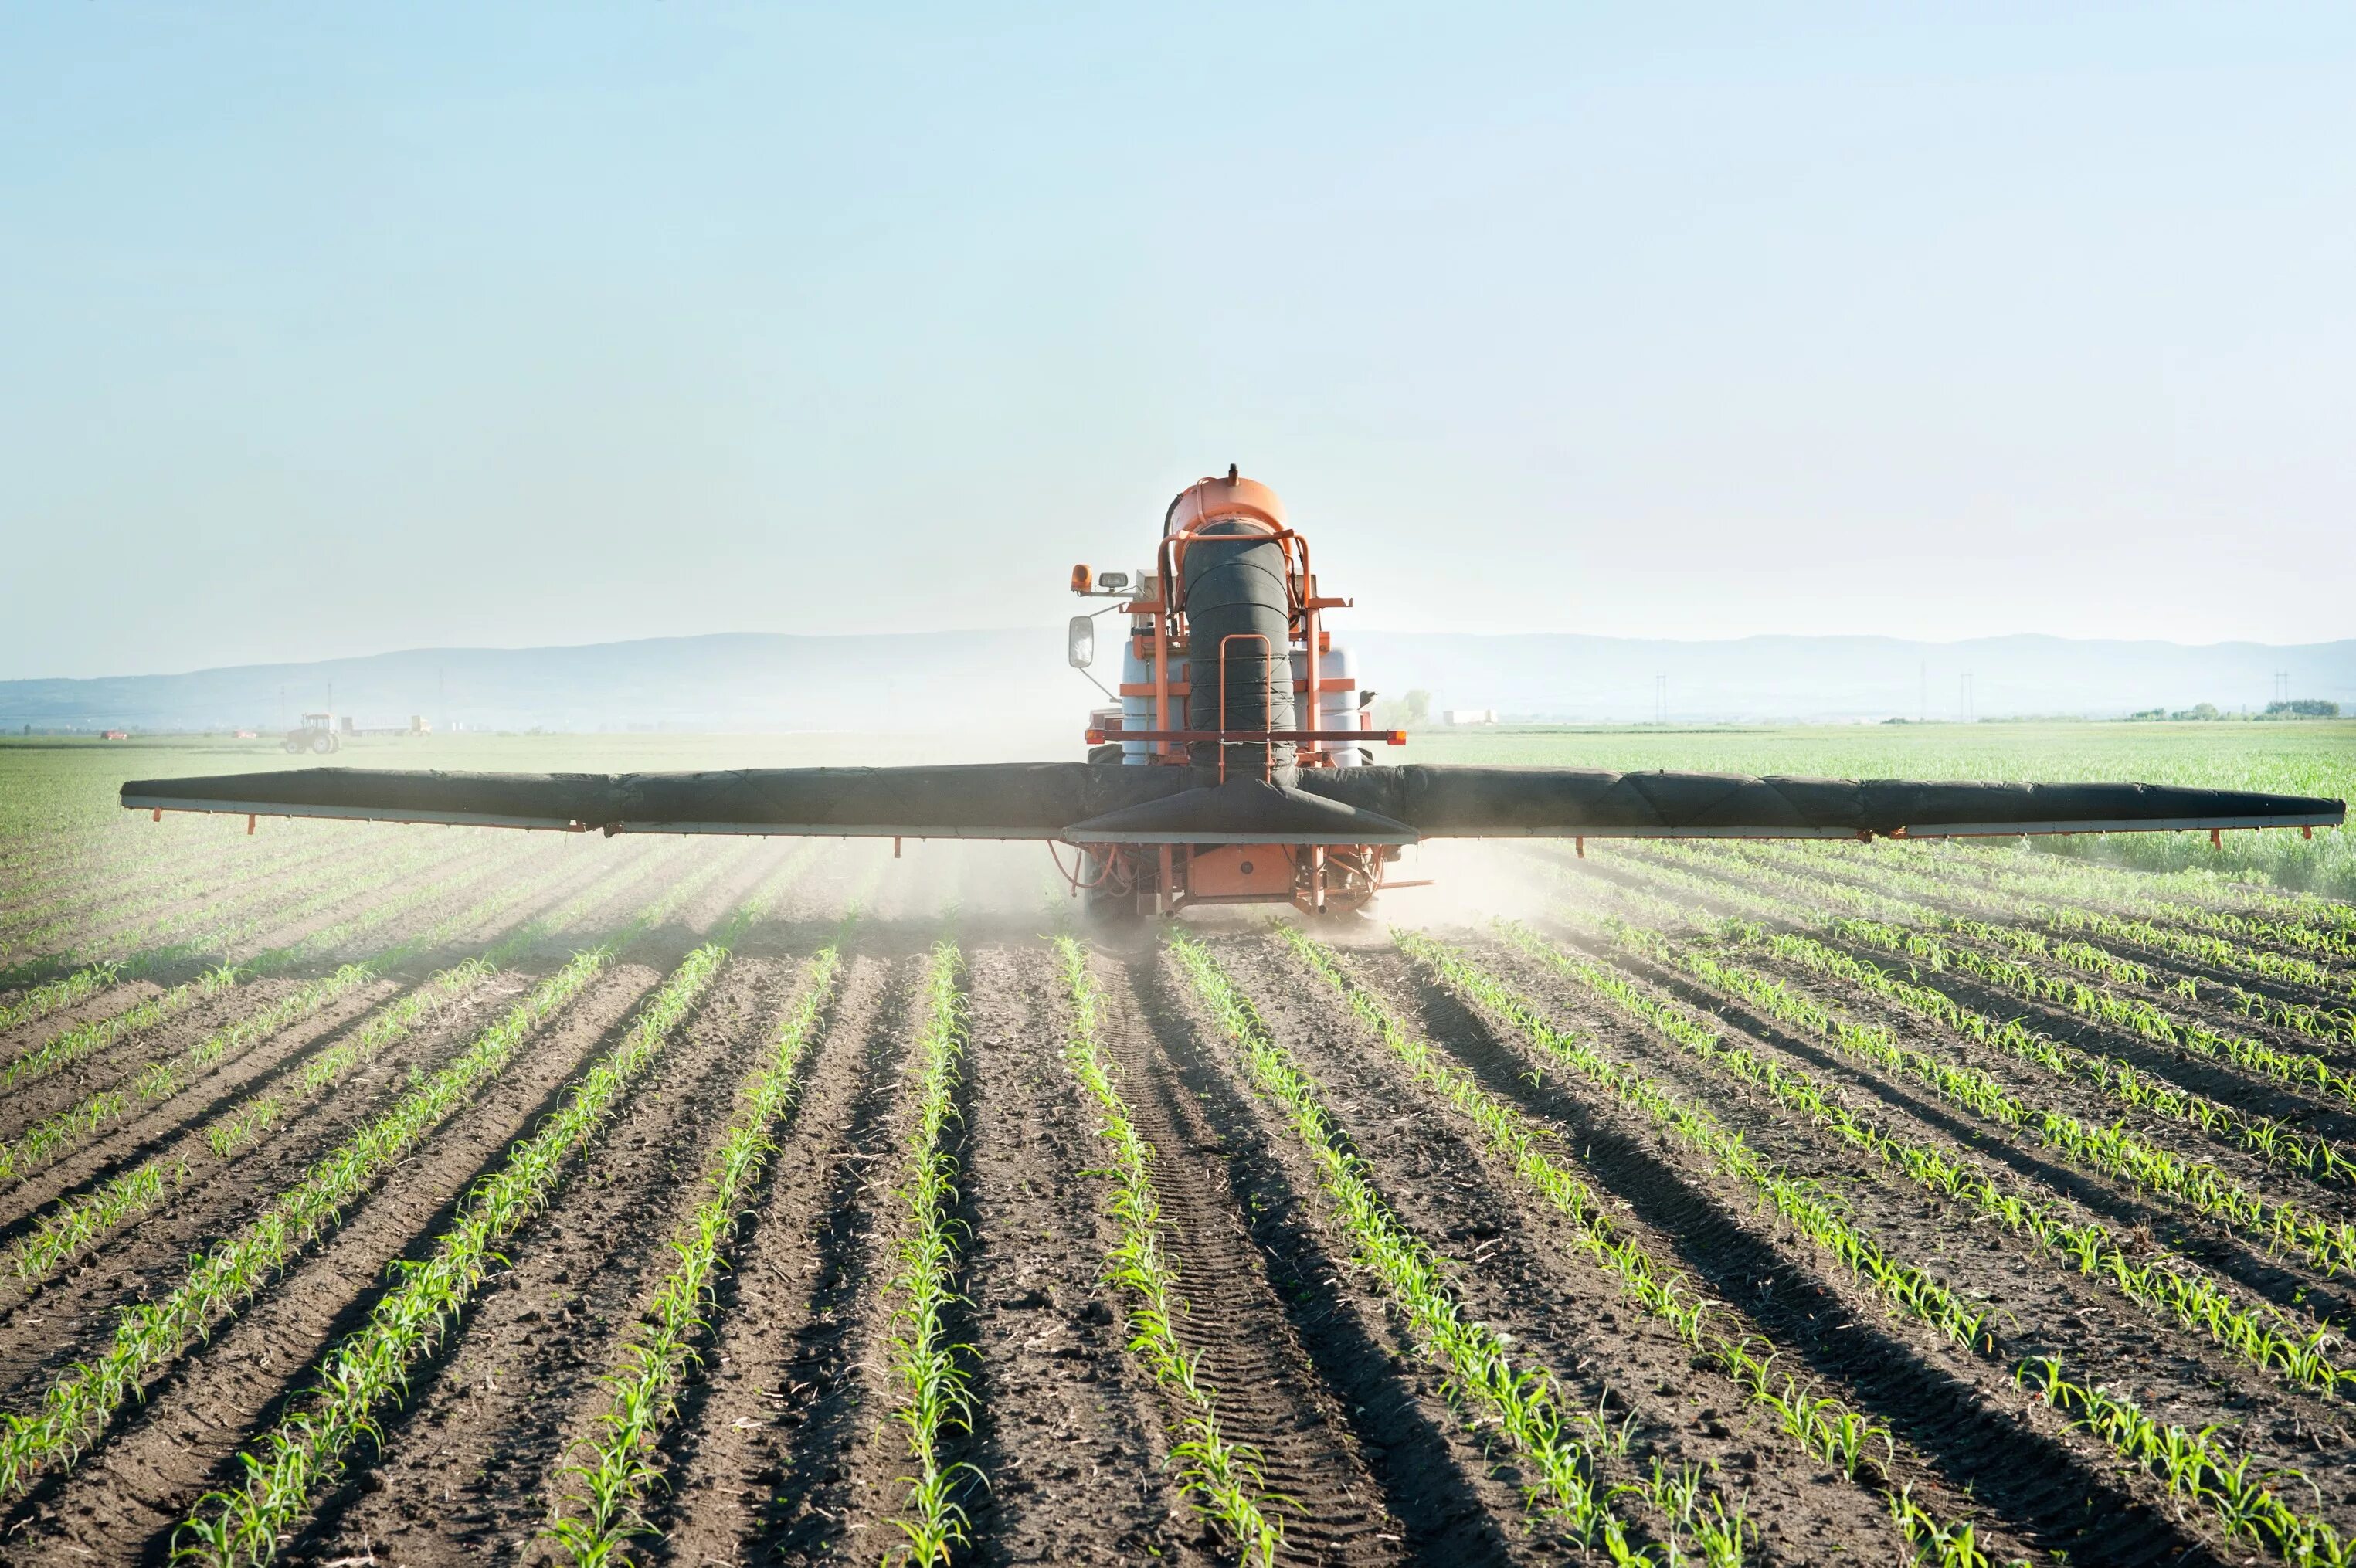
121, 764, 2343, 842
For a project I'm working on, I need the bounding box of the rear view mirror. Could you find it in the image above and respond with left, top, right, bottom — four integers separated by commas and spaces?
1067, 615, 1096, 669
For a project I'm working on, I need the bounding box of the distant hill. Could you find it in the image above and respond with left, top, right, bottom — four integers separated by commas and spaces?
3, 630, 2350, 732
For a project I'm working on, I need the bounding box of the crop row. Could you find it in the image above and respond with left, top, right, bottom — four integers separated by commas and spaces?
171, 932, 735, 1565
1055, 935, 1285, 1564
1778, 919, 2356, 1193
551, 940, 846, 1563
1175, 932, 1752, 1564
0, 850, 559, 1182
0, 829, 463, 994
0, 833, 539, 1095
2, 850, 677, 1291
0, 830, 317, 966
1424, 926, 2355, 1563
879, 942, 979, 1567
0, 850, 761, 1505
1556, 903, 2356, 1396
1404, 930, 1994, 1351
1886, 837, 2356, 953
1601, 845, 2356, 1114
0, 823, 318, 942
1272, 926, 2002, 1563
1729, 838, 2356, 1015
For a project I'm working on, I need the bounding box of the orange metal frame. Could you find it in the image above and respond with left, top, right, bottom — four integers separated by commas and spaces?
1095, 511, 1394, 914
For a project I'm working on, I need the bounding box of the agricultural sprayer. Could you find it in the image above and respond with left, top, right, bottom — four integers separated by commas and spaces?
122, 470, 2345, 918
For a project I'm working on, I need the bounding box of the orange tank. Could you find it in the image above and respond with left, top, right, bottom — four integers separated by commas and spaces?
1164, 469, 1286, 536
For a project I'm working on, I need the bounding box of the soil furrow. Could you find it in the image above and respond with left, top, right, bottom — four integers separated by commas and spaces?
1120, 938, 1497, 1566
953, 942, 1200, 1566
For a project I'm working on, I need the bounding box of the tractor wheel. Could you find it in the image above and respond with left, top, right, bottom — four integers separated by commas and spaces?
283, 738, 304, 754
1087, 743, 1124, 766
311, 732, 336, 755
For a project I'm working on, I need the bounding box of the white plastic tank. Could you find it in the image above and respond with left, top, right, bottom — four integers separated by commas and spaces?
1292, 642, 1364, 765
1120, 625, 1155, 764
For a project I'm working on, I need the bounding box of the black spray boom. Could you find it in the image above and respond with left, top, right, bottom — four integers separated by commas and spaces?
120, 762, 2344, 844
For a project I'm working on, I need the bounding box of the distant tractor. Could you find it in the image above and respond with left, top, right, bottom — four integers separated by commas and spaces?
283, 713, 341, 755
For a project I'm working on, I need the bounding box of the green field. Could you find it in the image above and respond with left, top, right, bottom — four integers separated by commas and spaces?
1413, 719, 2356, 897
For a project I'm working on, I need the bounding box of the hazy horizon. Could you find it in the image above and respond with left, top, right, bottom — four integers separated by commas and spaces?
6, 6, 2352, 680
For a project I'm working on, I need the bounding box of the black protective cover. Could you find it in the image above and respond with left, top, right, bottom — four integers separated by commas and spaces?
121, 762, 2343, 840
1298, 765, 2346, 838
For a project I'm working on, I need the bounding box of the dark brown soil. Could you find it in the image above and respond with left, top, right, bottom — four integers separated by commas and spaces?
0, 830, 2350, 1566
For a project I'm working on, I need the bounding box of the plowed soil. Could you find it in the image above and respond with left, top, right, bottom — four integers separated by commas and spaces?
3, 817, 2355, 1568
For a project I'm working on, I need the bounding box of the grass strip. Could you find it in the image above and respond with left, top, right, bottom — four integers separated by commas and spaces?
878, 942, 982, 1567
1173, 932, 1748, 1565
1057, 937, 1287, 1566
1431, 929, 2356, 1564
1567, 911, 2356, 1396
1276, 925, 2015, 1562
547, 940, 845, 1563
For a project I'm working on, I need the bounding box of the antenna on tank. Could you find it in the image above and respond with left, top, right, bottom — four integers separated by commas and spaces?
1227, 463, 1238, 482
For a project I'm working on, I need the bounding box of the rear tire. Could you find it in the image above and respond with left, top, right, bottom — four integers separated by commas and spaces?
311, 732, 336, 755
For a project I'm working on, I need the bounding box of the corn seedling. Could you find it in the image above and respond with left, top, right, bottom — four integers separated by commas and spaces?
169, 938, 734, 1564
548, 942, 844, 1564
1057, 936, 1286, 1565
879, 942, 982, 1567
1173, 932, 1750, 1563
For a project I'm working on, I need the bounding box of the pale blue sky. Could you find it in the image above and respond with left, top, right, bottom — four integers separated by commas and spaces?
5, 4, 2351, 678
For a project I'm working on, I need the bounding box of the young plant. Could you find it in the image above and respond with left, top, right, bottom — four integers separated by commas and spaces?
547, 940, 844, 1563
1057, 936, 1286, 1565
170, 937, 738, 1564
1173, 932, 1750, 1563
878, 942, 983, 1567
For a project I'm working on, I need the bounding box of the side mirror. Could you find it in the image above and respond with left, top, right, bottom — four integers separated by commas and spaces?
1067, 614, 1096, 669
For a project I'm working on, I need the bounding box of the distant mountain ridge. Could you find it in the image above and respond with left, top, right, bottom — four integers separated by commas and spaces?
3, 630, 2350, 731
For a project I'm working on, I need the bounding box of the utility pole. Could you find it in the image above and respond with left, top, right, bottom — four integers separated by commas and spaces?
2276, 670, 2291, 705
